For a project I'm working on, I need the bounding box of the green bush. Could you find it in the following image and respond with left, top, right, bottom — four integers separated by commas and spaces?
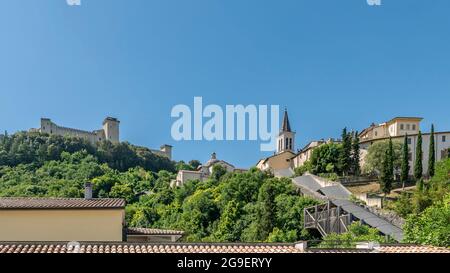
403, 194, 450, 247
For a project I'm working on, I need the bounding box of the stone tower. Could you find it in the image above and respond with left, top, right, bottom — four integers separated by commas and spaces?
277, 109, 295, 154
103, 117, 120, 143
160, 144, 173, 160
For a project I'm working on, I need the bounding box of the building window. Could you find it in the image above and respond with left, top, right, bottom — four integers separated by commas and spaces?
400, 124, 404, 130
412, 124, 416, 130
375, 131, 378, 137
407, 138, 412, 145
442, 135, 446, 142
406, 124, 410, 130
285, 138, 288, 150
408, 153, 412, 161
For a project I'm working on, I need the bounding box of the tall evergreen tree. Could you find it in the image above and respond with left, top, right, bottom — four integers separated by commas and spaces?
401, 134, 410, 189
428, 124, 436, 177
388, 137, 394, 179
380, 147, 393, 196
256, 181, 276, 240
339, 127, 352, 176
414, 131, 423, 180
352, 131, 361, 175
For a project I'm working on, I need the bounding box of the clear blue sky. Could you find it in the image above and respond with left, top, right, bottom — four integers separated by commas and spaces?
1, 0, 449, 168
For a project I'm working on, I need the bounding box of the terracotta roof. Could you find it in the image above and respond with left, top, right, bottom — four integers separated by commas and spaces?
0, 198, 125, 209
126, 228, 185, 236
386, 117, 423, 123
0, 242, 301, 254
376, 245, 450, 253
307, 245, 450, 253
0, 242, 447, 254
258, 150, 296, 165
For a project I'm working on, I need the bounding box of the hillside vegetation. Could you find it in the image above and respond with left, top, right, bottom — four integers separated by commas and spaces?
0, 131, 319, 243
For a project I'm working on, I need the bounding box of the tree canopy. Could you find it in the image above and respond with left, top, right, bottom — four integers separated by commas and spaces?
363, 139, 402, 176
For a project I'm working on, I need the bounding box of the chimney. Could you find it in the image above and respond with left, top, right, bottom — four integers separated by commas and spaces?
84, 182, 93, 199
294, 241, 308, 252
356, 241, 380, 251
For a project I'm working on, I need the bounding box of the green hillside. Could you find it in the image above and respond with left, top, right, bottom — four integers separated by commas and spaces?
0, 131, 320, 243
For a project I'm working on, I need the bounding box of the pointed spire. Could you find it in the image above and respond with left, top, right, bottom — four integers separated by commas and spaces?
281, 108, 292, 132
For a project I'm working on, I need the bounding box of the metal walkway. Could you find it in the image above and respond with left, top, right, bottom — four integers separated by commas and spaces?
292, 174, 403, 242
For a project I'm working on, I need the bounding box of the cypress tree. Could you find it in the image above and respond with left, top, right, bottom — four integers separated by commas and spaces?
339, 127, 351, 176
388, 137, 394, 179
414, 131, 423, 180
352, 131, 361, 176
416, 178, 424, 193
256, 181, 276, 240
380, 147, 393, 196
401, 134, 410, 189
428, 124, 435, 177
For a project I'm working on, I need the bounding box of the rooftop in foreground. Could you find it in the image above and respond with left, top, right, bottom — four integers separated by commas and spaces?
0, 242, 448, 254
0, 198, 126, 209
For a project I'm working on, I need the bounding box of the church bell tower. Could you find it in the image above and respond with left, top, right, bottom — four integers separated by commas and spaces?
277, 109, 295, 154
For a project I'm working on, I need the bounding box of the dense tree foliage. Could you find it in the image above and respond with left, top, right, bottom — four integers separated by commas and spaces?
127, 169, 320, 242
0, 131, 175, 173
310, 143, 342, 175
319, 222, 393, 248
0, 132, 320, 243
295, 130, 360, 179
403, 193, 449, 247
389, 158, 450, 247
363, 140, 402, 176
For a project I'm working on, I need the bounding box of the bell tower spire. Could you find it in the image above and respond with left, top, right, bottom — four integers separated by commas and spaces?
277, 108, 295, 154
282, 108, 292, 132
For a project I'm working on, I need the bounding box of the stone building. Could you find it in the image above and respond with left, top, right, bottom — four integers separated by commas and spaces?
172, 152, 242, 187
280, 113, 450, 175
31, 117, 120, 144
30, 117, 173, 159
358, 117, 450, 176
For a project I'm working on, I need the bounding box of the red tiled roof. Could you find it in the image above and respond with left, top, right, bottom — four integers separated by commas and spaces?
126, 228, 185, 236
377, 245, 450, 253
0, 243, 301, 254
0, 198, 125, 209
0, 242, 448, 254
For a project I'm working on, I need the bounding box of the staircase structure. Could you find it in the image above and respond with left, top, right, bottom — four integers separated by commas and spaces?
292, 174, 403, 242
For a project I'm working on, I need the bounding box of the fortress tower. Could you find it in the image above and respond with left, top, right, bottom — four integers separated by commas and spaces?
103, 117, 120, 143
32, 117, 172, 159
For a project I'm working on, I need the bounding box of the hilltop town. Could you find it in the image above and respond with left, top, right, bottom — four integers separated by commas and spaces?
0, 113, 448, 253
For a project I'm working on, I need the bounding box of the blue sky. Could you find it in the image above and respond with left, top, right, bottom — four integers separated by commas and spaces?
1, 0, 449, 168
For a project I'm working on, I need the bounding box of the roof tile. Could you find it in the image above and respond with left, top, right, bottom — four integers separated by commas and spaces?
0, 198, 125, 209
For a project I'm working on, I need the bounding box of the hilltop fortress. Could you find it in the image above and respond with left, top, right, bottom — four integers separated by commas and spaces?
31, 117, 120, 144
30, 117, 172, 159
